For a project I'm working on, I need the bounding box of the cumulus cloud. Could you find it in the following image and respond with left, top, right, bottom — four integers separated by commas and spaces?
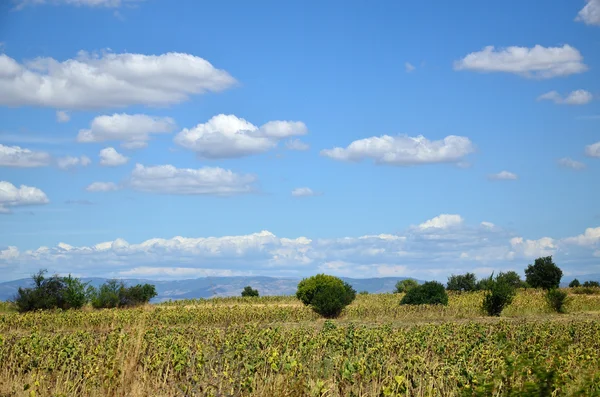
509, 236, 556, 258
174, 114, 308, 159
0, 144, 52, 167
285, 139, 310, 151
537, 90, 593, 105
321, 135, 474, 166
418, 214, 464, 230
405, 62, 416, 73
563, 227, 600, 247
585, 142, 600, 157
0, 181, 49, 213
57, 155, 91, 170
128, 164, 257, 196
488, 171, 518, 180
558, 157, 586, 170
99, 147, 128, 166
0, 51, 235, 109
56, 110, 70, 123
576, 0, 600, 26
85, 182, 119, 192
77, 113, 176, 148
291, 187, 321, 197
454, 45, 587, 79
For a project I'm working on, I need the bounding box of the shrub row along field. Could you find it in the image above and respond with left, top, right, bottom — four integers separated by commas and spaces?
2, 290, 600, 396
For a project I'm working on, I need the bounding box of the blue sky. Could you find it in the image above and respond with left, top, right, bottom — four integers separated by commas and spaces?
0, 0, 599, 282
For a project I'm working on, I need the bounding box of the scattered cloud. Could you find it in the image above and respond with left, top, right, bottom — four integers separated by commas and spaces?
291, 187, 321, 197
174, 114, 307, 159
563, 227, 600, 247
481, 221, 495, 229
576, 0, 600, 26
0, 51, 235, 109
585, 142, 600, 157
119, 266, 248, 278
285, 139, 310, 151
56, 110, 70, 123
488, 171, 518, 180
0, 144, 52, 167
0, 181, 49, 213
321, 134, 474, 166
65, 199, 94, 205
99, 147, 128, 166
418, 214, 464, 230
405, 62, 416, 73
128, 164, 257, 196
509, 236, 556, 258
85, 182, 119, 192
537, 89, 593, 105
57, 155, 91, 170
77, 113, 176, 148
558, 157, 586, 170
454, 44, 587, 79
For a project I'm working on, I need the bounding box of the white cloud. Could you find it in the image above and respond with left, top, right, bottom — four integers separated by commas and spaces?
558, 157, 586, 170
488, 171, 518, 180
291, 187, 321, 197
481, 221, 495, 228
77, 113, 176, 148
585, 142, 600, 157
14, 0, 141, 9
321, 134, 474, 166
99, 147, 128, 166
56, 110, 70, 123
563, 227, 600, 247
57, 155, 91, 170
85, 182, 119, 192
119, 266, 247, 278
0, 181, 49, 213
405, 62, 416, 73
454, 45, 587, 79
0, 51, 235, 109
537, 89, 593, 105
174, 114, 308, 159
0, 144, 52, 167
285, 139, 310, 151
129, 164, 257, 196
418, 214, 464, 230
510, 236, 556, 258
576, 0, 600, 26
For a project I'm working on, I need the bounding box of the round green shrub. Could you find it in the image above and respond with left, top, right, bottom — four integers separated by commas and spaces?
400, 281, 448, 305
296, 274, 356, 318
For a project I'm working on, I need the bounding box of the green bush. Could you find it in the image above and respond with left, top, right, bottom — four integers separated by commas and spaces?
482, 274, 516, 316
583, 280, 600, 288
90, 280, 156, 309
447, 273, 477, 292
395, 279, 418, 293
546, 288, 568, 313
241, 286, 259, 297
13, 270, 89, 313
400, 281, 448, 306
525, 256, 562, 290
496, 271, 527, 289
296, 274, 356, 318
571, 286, 600, 295
568, 279, 581, 288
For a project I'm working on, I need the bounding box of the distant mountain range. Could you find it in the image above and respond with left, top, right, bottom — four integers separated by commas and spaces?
0, 276, 421, 303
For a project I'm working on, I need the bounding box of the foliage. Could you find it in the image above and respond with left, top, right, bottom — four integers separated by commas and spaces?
447, 273, 477, 292
495, 271, 527, 289
13, 270, 89, 313
524, 256, 562, 290
358, 291, 369, 295
583, 280, 600, 288
400, 281, 448, 305
296, 274, 356, 318
545, 288, 569, 313
482, 273, 517, 316
571, 286, 600, 295
241, 286, 259, 297
394, 279, 418, 293
569, 279, 581, 288
89, 280, 157, 309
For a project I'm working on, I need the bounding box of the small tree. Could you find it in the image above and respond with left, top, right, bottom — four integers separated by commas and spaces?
446, 273, 477, 292
525, 256, 562, 290
546, 289, 569, 313
395, 279, 418, 293
400, 281, 448, 305
569, 279, 581, 288
583, 280, 600, 288
496, 271, 526, 289
296, 274, 356, 318
13, 270, 89, 313
241, 286, 259, 297
89, 280, 156, 309
482, 273, 516, 316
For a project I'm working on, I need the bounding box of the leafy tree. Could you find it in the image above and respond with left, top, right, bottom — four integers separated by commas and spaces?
241, 286, 259, 297
476, 277, 494, 291
568, 279, 581, 288
582, 280, 600, 288
89, 280, 156, 309
546, 289, 569, 313
13, 270, 89, 313
358, 291, 369, 295
400, 281, 448, 305
446, 273, 477, 292
395, 279, 418, 293
524, 256, 562, 290
496, 271, 526, 289
482, 273, 516, 316
296, 274, 356, 318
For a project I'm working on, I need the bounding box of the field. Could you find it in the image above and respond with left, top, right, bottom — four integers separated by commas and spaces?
1, 290, 600, 396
